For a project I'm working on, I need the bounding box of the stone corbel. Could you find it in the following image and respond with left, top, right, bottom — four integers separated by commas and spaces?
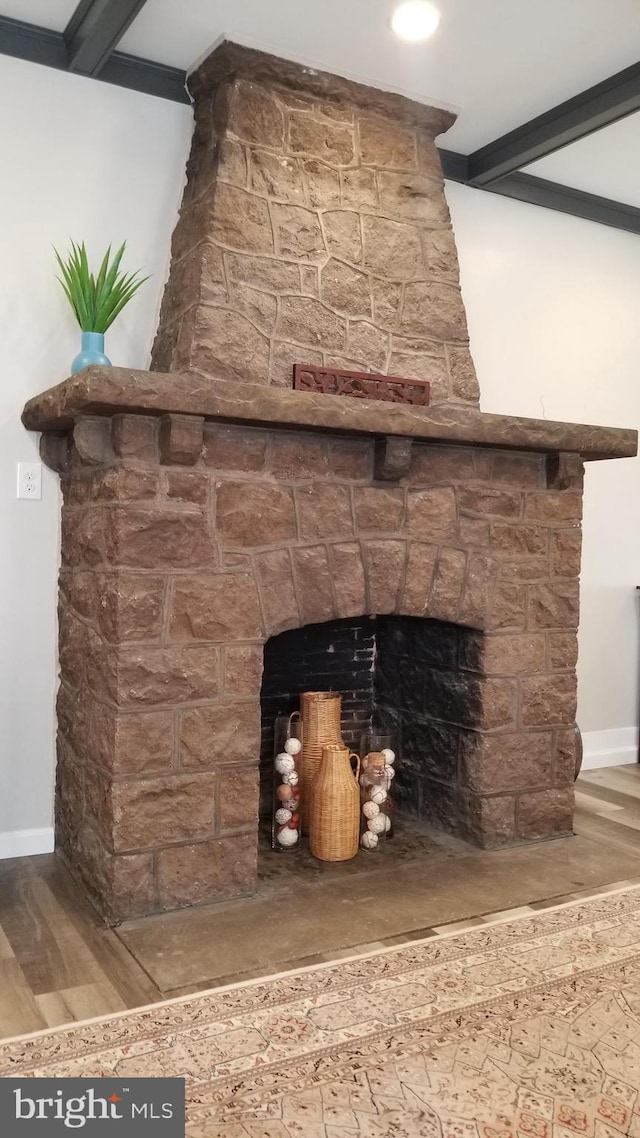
546, 452, 583, 490
73, 416, 116, 466
374, 436, 413, 481
159, 413, 205, 465
39, 432, 71, 473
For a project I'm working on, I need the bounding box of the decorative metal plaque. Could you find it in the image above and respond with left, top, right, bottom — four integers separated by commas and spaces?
293, 364, 431, 406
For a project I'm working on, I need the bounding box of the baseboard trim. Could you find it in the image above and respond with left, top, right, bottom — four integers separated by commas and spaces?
580, 727, 638, 771
0, 827, 54, 860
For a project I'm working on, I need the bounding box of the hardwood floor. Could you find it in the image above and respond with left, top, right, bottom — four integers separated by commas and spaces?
1, 762, 639, 1042
0, 856, 158, 1039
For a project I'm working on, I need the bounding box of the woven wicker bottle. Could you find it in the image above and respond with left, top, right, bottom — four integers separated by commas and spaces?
299, 691, 343, 832
309, 744, 361, 862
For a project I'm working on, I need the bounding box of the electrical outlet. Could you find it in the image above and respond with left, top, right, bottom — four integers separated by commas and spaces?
17, 462, 42, 500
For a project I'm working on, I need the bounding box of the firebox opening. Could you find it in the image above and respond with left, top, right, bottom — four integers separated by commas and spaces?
260, 615, 484, 849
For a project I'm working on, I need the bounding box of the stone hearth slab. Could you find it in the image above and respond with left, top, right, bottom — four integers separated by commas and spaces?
23, 366, 637, 460
116, 831, 640, 992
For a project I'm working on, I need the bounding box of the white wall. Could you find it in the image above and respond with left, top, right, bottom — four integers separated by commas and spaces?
447, 182, 640, 768
0, 55, 192, 857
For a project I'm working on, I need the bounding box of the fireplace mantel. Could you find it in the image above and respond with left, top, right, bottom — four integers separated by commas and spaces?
23, 367, 637, 463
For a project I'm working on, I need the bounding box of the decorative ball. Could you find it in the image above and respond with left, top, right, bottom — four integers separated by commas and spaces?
277, 826, 299, 847
288, 813, 300, 828
362, 801, 380, 819
382, 748, 396, 765
383, 814, 392, 832
291, 787, 301, 801
276, 784, 294, 802
274, 807, 292, 825
274, 753, 295, 775
384, 766, 396, 782
369, 786, 387, 806
361, 831, 378, 850
367, 814, 387, 835
283, 770, 299, 786
284, 737, 302, 756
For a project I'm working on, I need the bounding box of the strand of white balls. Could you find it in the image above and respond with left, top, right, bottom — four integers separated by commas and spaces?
360, 747, 395, 850
274, 735, 302, 848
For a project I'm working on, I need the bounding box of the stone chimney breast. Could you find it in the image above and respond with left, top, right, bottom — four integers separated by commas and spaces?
151, 41, 479, 405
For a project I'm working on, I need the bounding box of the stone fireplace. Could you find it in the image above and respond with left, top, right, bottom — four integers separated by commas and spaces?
23, 42, 636, 923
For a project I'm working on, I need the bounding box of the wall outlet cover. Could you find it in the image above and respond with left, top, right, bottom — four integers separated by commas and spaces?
17, 462, 42, 500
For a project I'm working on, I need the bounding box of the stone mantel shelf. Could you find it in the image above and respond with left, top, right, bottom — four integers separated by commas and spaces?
22, 367, 637, 462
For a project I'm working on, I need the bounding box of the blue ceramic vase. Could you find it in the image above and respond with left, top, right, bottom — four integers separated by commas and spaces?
71, 331, 111, 375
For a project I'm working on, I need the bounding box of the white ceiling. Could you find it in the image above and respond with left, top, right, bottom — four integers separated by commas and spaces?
8, 0, 640, 207
1, 0, 77, 32
525, 114, 640, 209
117, 0, 640, 153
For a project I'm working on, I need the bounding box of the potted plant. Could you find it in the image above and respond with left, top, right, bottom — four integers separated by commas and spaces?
54, 241, 148, 375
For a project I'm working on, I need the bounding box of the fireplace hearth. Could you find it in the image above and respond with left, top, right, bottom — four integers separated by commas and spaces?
22, 41, 637, 922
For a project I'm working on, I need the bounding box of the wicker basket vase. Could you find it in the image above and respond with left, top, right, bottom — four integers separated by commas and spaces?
309, 744, 361, 862
299, 692, 343, 832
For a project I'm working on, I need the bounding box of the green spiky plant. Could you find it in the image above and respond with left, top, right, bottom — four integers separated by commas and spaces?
54, 241, 148, 333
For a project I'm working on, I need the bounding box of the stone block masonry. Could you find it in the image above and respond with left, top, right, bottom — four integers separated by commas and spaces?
54, 412, 584, 921
150, 41, 480, 407
23, 41, 635, 923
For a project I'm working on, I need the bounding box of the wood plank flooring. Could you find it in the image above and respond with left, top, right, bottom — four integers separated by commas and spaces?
1, 762, 639, 1042
0, 857, 157, 1039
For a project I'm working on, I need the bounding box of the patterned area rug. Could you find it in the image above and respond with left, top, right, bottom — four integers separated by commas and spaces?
3, 888, 640, 1137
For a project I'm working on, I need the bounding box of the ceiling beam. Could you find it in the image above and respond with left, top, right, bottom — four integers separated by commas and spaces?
100, 50, 189, 102
0, 14, 189, 102
64, 0, 149, 76
0, 15, 67, 68
485, 172, 640, 236
466, 59, 640, 186
440, 148, 640, 237
438, 149, 469, 182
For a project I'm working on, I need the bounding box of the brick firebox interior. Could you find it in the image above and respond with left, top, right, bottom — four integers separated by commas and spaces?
23, 41, 636, 923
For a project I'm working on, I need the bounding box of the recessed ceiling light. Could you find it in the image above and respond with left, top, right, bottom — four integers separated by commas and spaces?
391, 1, 440, 42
